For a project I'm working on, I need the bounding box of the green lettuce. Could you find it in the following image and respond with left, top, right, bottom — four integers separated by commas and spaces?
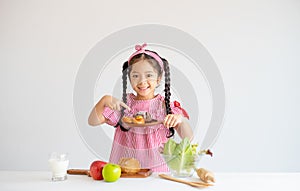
163, 138, 177, 155
163, 138, 197, 173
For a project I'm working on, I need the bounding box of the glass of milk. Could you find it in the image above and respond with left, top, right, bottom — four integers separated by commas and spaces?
48, 152, 69, 181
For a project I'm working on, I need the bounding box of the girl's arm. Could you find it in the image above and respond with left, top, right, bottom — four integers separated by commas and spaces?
174, 118, 194, 141
164, 114, 194, 141
88, 95, 131, 126
88, 95, 110, 126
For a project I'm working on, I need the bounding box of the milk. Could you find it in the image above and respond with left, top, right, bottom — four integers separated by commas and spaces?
48, 153, 69, 181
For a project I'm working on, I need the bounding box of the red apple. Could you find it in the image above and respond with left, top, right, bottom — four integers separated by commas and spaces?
89, 160, 107, 180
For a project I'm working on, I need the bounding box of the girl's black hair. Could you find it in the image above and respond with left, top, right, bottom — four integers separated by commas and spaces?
116, 51, 175, 138
162, 57, 175, 138
116, 61, 130, 132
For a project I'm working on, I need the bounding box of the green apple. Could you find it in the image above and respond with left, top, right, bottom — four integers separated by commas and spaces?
102, 163, 121, 182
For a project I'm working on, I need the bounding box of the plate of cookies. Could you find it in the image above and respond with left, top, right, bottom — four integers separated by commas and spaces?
121, 111, 163, 127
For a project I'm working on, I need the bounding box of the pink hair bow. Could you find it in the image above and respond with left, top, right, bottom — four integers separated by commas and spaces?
135, 43, 147, 51
128, 43, 164, 71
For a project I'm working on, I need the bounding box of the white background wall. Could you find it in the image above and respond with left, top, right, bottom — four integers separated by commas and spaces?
1, 0, 299, 172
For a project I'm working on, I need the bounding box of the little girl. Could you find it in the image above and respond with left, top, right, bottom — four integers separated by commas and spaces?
88, 43, 193, 172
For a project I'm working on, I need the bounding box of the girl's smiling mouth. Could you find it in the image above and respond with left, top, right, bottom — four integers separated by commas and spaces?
138, 86, 149, 90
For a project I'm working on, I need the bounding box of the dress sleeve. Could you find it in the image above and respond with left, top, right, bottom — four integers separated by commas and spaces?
102, 106, 121, 126
170, 101, 190, 119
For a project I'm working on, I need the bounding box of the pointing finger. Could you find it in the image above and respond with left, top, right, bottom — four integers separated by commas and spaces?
120, 102, 131, 111
116, 104, 121, 111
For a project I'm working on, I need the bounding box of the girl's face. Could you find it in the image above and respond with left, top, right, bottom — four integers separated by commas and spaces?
129, 60, 161, 100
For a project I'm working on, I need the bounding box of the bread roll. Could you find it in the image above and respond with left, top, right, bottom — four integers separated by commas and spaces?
132, 115, 145, 124
122, 116, 133, 124
118, 158, 141, 174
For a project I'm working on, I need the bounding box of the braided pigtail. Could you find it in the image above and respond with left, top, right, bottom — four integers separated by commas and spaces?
163, 58, 175, 138
116, 61, 130, 131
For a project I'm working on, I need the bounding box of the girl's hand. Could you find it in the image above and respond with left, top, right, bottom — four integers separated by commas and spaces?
105, 95, 131, 111
163, 114, 182, 129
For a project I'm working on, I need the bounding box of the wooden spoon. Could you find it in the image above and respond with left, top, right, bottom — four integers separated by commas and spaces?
159, 174, 213, 188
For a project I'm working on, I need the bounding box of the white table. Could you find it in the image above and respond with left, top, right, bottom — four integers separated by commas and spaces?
0, 171, 299, 191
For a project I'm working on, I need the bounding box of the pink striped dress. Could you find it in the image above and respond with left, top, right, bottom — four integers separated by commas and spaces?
102, 93, 187, 172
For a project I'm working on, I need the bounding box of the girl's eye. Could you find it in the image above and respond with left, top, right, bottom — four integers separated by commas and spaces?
146, 74, 153, 78
132, 74, 138, 78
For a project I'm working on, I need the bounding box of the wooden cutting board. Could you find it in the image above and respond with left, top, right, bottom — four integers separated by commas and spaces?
67, 168, 152, 178
121, 169, 152, 178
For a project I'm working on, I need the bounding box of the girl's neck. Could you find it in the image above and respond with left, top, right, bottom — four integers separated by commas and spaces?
135, 94, 157, 100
